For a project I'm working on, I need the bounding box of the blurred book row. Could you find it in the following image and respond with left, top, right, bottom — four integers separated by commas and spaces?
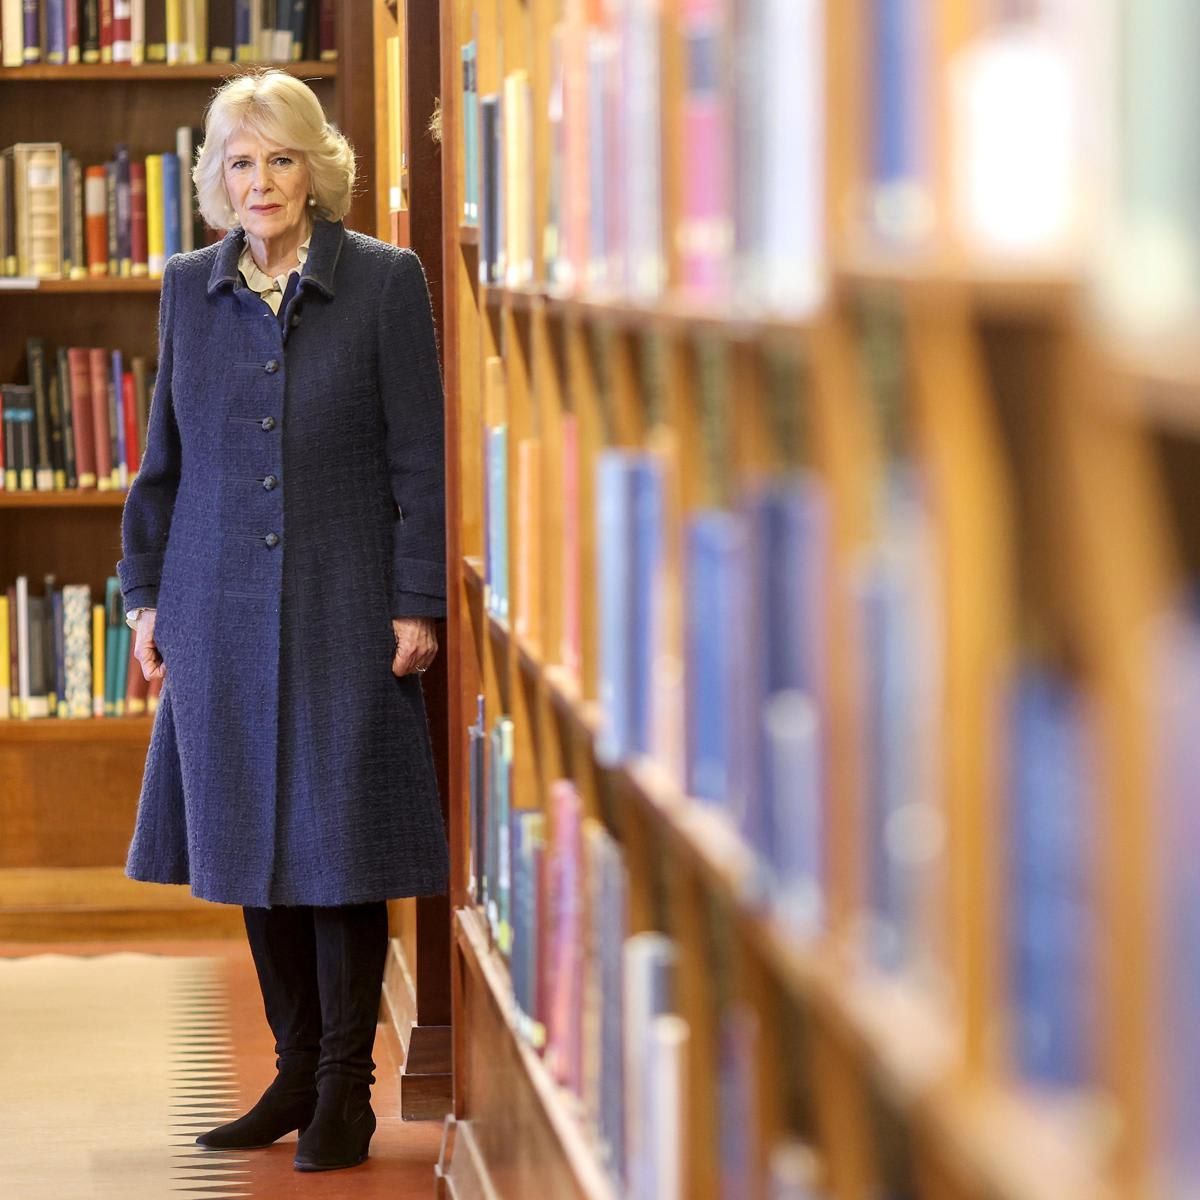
2, 337, 153, 493
461, 0, 1200, 340
0, 0, 335, 68
465, 754, 827, 1200
1, 135, 210, 281
0, 575, 160, 720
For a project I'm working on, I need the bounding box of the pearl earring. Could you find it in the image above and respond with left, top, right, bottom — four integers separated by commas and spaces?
307, 196, 316, 207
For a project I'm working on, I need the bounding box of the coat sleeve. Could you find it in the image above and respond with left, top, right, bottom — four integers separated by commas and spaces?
378, 249, 447, 620
117, 257, 180, 611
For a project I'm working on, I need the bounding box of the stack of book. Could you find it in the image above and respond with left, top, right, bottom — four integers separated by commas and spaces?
1, 337, 154, 493
1, 574, 161, 719
1, 133, 207, 281
0, 0, 336, 67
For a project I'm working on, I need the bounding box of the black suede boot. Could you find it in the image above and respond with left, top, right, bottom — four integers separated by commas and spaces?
293, 901, 389, 1172
197, 905, 321, 1151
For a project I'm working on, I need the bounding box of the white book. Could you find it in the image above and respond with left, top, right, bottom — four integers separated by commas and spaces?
272, 28, 292, 62
0, 594, 9, 718
62, 585, 93, 720
1, 0, 23, 68
176, 126, 195, 254
645, 1014, 688, 1200
763, 0, 825, 315
503, 70, 533, 287
623, 932, 677, 1200
620, 0, 663, 300
131, 0, 145, 64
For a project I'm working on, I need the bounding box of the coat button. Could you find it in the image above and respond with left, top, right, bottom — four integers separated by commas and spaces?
261, 416, 276, 431
264, 532, 280, 548
290, 313, 302, 328
263, 474, 278, 490
265, 359, 279, 374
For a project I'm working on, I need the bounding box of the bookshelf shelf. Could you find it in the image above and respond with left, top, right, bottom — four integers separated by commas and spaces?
0, 61, 337, 82
454, 906, 621, 1200
0, 715, 153, 743
0, 491, 127, 508
0, 278, 162, 294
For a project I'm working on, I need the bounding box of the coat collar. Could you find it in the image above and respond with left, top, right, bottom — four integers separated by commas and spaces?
206, 216, 344, 299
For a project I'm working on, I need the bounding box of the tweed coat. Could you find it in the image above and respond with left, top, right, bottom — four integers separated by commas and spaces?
116, 217, 450, 907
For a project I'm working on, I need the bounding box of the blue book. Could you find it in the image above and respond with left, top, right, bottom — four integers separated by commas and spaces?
468, 694, 486, 903
22, 0, 40, 62
744, 476, 829, 860
235, 0, 254, 59
1007, 668, 1096, 1087
111, 349, 126, 485
510, 809, 544, 1043
684, 510, 751, 817
631, 458, 664, 759
485, 425, 509, 619
103, 577, 120, 716
591, 825, 627, 1176
290, 0, 309, 59
595, 452, 636, 764
46, 0, 66, 64
161, 153, 181, 262
488, 718, 514, 953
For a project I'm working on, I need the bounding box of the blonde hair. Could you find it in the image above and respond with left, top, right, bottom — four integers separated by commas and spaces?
193, 69, 356, 231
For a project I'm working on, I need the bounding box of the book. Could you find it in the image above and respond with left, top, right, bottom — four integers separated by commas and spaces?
467, 693, 485, 903
503, 69, 534, 287
545, 778, 584, 1091
620, 0, 664, 299
461, 41, 479, 224
483, 356, 509, 621
643, 1013, 689, 1200
0, 592, 8, 718
161, 151, 181, 262
718, 1006, 760, 1200
145, 153, 165, 276
513, 437, 541, 645
1, 0, 22, 66
88, 347, 114, 490
479, 93, 504, 285
66, 346, 98, 488
12, 143, 63, 278
559, 412, 581, 680
84, 164, 108, 276
62, 584, 92, 718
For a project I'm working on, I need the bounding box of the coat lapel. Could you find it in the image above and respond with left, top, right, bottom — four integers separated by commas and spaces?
205, 217, 345, 298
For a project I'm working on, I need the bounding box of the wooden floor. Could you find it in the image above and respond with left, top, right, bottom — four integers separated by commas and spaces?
0, 938, 443, 1199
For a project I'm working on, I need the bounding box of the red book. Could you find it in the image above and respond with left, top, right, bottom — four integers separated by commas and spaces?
84, 166, 109, 277
100, 0, 114, 62
111, 0, 131, 62
319, 0, 336, 60
129, 161, 148, 276
88, 349, 114, 490
66, 348, 98, 489
122, 371, 139, 475
66, 0, 79, 63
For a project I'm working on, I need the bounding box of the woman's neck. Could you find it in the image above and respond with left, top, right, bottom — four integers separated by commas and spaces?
245, 217, 312, 278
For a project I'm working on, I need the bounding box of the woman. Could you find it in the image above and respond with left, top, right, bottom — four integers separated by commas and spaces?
117, 69, 449, 1173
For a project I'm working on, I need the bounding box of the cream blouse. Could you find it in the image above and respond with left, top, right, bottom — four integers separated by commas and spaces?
238, 232, 311, 314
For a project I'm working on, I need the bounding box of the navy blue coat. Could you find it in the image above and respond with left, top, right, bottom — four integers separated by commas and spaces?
117, 217, 450, 907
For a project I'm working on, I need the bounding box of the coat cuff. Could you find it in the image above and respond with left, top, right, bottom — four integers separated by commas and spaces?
117, 551, 165, 609
393, 556, 445, 599
391, 592, 447, 620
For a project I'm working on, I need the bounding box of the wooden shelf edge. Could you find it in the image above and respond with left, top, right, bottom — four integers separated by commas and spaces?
0, 60, 337, 81
0, 277, 162, 293
0, 715, 154, 742
454, 905, 621, 1200
0, 490, 128, 507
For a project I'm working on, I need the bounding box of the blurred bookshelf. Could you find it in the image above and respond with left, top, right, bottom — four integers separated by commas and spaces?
435, 2, 1200, 1199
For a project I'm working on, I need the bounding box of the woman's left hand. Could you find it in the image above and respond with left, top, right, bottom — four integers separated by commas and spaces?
391, 617, 438, 677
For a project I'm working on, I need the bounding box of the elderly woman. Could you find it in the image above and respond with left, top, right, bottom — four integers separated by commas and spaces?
117, 70, 449, 1173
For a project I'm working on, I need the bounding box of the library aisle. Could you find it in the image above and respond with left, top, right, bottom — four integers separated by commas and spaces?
0, 939, 442, 1199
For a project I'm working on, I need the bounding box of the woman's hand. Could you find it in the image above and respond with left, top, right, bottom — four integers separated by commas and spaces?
391, 617, 438, 677
134, 609, 166, 681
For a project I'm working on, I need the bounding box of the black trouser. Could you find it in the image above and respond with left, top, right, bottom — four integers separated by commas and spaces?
242, 901, 390, 1088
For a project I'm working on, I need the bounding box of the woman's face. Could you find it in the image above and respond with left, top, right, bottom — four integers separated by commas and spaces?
223, 127, 313, 243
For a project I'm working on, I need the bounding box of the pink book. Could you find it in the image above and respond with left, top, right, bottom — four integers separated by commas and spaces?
559, 414, 581, 681
562, 0, 591, 290
547, 779, 584, 1091
679, 0, 730, 301
88, 348, 113, 489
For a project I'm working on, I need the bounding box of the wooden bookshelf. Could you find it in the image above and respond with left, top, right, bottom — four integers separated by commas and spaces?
0, 13, 373, 937
436, 2, 1193, 1199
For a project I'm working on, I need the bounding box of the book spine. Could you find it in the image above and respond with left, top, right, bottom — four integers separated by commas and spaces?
56, 347, 76, 488
88, 348, 113, 489
67, 348, 97, 488
130, 0, 143, 61
175, 127, 194, 253
22, 0, 40, 62
27, 337, 53, 491
15, 575, 29, 718
161, 151, 181, 261
123, 371, 139, 475
84, 165, 107, 275
105, 160, 117, 275
46, 358, 66, 489
234, 0, 251, 60
208, 0, 234, 61
69, 157, 85, 278
0, 594, 8, 719
146, 153, 164, 276
80, 0, 99, 60
100, 0, 113, 60
112, 0, 131, 59
111, 349, 126, 488
115, 144, 132, 276
45, 0, 65, 62
91, 602, 105, 717
59, 151, 72, 277
164, 0, 181, 61
51, 587, 65, 717
130, 159, 148, 274
143, 0, 164, 59
6, 586, 16, 716
62, 586, 91, 718
317, 0, 332, 60
2, 1, 25, 67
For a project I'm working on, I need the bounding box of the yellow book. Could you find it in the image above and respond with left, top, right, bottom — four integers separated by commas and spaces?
503, 70, 533, 286
0, 594, 9, 719
146, 155, 165, 278
166, 0, 184, 64
386, 36, 405, 216
514, 438, 541, 647
92, 604, 105, 718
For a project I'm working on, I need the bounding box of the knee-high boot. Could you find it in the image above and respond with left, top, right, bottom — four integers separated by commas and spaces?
293, 901, 389, 1172
196, 905, 322, 1150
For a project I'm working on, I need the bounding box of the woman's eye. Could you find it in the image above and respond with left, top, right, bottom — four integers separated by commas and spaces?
273, 157, 294, 167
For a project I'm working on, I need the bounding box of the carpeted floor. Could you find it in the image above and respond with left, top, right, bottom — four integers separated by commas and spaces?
0, 941, 443, 1199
